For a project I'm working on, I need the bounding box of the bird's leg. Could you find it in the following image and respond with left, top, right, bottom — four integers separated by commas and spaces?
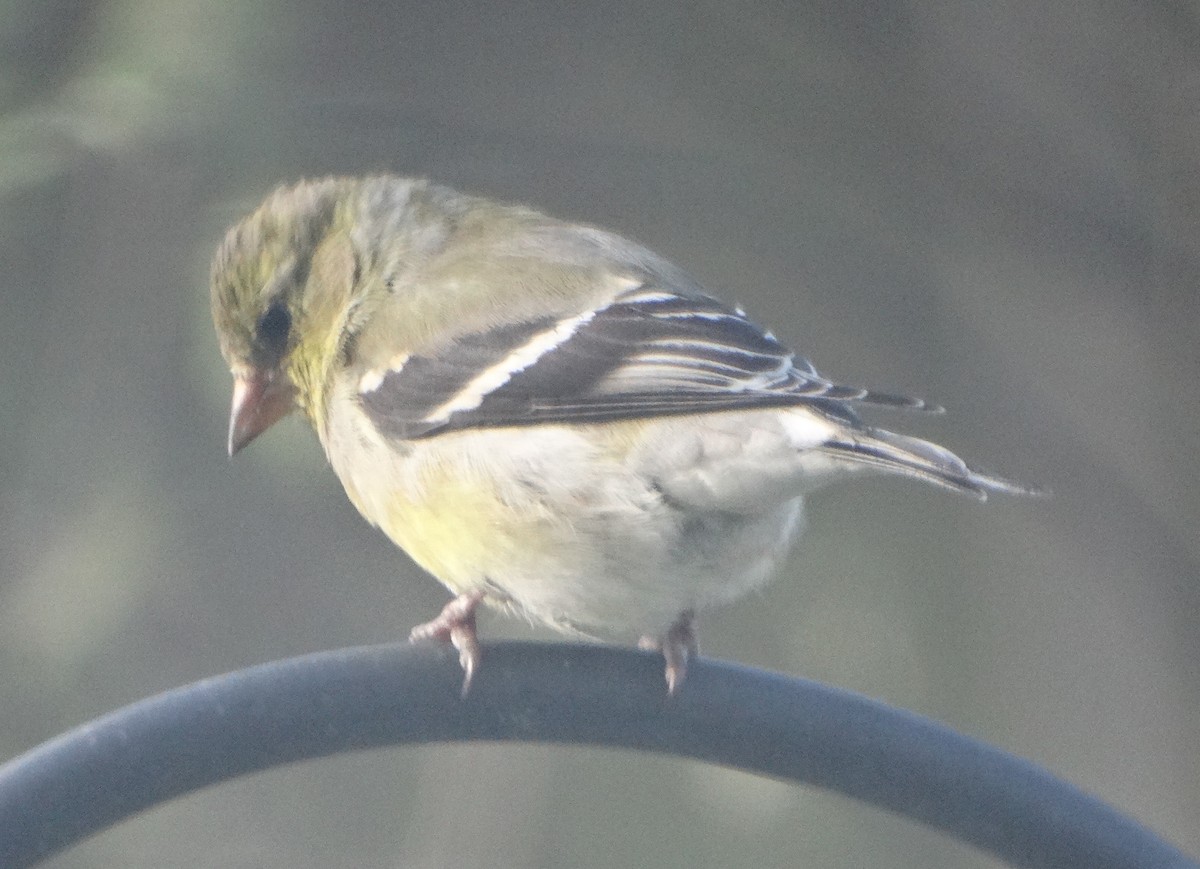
409, 591, 486, 696
639, 609, 699, 694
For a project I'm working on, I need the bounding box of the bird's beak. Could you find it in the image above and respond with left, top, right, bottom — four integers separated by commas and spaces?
227, 369, 297, 456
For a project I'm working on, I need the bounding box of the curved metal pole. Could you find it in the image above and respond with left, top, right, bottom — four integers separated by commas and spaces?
0, 642, 1193, 868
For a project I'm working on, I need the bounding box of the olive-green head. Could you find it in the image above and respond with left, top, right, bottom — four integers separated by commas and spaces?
210, 178, 354, 455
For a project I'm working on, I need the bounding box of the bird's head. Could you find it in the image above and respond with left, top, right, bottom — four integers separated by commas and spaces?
211, 178, 360, 455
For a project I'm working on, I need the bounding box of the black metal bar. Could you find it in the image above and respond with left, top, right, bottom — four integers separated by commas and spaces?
0, 642, 1193, 868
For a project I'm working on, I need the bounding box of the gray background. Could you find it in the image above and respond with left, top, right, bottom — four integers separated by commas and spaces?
1, 2, 1197, 867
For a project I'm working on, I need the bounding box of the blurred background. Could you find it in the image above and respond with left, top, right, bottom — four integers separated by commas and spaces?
1, 2, 1197, 866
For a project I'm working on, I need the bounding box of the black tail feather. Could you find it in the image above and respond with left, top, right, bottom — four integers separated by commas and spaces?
821, 427, 1035, 500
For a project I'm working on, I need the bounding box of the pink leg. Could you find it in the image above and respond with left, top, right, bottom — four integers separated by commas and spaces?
639, 610, 699, 694
409, 591, 485, 696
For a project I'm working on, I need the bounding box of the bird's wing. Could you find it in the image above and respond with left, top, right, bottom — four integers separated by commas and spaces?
357, 281, 934, 440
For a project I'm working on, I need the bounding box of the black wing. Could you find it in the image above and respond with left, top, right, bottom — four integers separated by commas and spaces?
359, 283, 934, 440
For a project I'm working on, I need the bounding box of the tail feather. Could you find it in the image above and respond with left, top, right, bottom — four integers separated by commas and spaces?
855, 389, 945, 414
821, 427, 1035, 500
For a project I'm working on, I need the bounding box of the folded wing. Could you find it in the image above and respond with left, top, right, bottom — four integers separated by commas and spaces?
359, 282, 936, 440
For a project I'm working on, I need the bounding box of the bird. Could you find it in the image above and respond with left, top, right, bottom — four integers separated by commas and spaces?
211, 175, 1030, 694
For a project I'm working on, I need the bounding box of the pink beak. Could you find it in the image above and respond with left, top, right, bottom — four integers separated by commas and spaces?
227, 370, 296, 456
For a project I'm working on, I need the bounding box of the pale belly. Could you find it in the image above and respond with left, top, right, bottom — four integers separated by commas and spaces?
321, 401, 808, 638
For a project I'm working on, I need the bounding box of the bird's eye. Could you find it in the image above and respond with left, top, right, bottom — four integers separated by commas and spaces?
256, 302, 292, 355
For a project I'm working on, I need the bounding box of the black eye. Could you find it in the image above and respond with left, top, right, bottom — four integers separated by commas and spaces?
256, 302, 292, 355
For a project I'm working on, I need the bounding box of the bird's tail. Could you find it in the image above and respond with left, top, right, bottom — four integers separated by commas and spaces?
820, 427, 1036, 500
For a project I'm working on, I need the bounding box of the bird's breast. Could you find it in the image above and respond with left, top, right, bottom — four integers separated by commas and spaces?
319, 392, 808, 636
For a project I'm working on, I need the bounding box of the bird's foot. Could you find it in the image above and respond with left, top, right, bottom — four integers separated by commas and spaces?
410, 591, 485, 696
639, 609, 699, 695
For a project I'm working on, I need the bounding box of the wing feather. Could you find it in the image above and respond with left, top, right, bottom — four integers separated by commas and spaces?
359, 282, 935, 439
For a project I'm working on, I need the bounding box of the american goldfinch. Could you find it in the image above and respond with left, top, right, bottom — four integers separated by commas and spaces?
211, 176, 1028, 693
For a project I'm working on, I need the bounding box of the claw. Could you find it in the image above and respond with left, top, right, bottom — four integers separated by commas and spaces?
640, 610, 699, 695
409, 591, 485, 696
